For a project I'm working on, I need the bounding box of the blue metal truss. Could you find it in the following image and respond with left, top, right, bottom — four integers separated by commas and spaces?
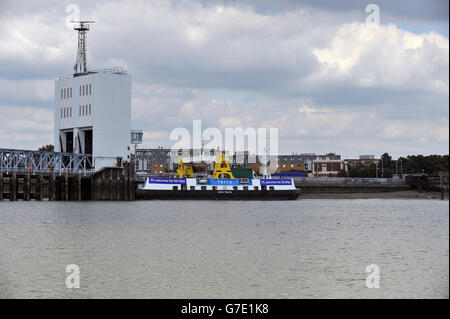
0, 148, 93, 174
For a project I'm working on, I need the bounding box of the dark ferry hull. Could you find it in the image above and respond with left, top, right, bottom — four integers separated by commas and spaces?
136, 189, 300, 200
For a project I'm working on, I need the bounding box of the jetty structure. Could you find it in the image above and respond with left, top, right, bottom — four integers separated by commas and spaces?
0, 23, 441, 201
55, 21, 132, 169
1, 21, 139, 201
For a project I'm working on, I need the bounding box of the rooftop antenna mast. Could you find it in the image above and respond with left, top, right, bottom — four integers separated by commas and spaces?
71, 20, 95, 75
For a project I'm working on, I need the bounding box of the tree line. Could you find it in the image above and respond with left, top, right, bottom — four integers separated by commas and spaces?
339, 153, 449, 178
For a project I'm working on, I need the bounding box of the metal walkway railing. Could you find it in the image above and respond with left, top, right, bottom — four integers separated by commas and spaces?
0, 148, 93, 174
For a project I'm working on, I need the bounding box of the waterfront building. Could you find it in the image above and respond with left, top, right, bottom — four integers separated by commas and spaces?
277, 153, 341, 174
54, 21, 132, 170
135, 148, 217, 175
311, 159, 347, 177
345, 155, 380, 169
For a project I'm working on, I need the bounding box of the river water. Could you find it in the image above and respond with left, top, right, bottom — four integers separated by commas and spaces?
0, 199, 448, 298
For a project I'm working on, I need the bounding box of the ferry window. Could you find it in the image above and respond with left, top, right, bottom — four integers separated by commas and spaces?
173, 186, 178, 190
89, 84, 92, 94
60, 108, 62, 118
61, 89, 63, 99
233, 186, 238, 190
79, 105, 81, 116
89, 104, 91, 115
262, 186, 267, 191
70, 87, 72, 98
70, 107, 72, 117
254, 186, 259, 190
190, 186, 195, 190
82, 85, 85, 96
270, 186, 275, 190
201, 186, 207, 190
79, 86, 81, 96
243, 186, 249, 190
212, 186, 217, 190
64, 88, 66, 99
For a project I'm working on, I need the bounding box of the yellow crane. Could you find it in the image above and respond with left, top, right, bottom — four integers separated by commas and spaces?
212, 150, 235, 179
174, 157, 194, 178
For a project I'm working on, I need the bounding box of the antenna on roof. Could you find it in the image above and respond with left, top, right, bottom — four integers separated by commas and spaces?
71, 20, 95, 75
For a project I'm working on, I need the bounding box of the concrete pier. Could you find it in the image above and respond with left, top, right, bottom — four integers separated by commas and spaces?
90, 162, 135, 201
294, 182, 411, 194
1, 162, 135, 201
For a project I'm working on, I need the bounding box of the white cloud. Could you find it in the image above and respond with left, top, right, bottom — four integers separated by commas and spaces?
0, 106, 53, 149
310, 23, 449, 93
0, 78, 54, 102
0, 0, 448, 158
381, 119, 449, 142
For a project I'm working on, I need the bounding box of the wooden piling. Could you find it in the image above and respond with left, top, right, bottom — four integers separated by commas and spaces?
35, 175, 42, 201
10, 173, 17, 201
0, 173, 3, 201
24, 174, 30, 201
64, 174, 69, 201
49, 173, 55, 201
77, 174, 81, 201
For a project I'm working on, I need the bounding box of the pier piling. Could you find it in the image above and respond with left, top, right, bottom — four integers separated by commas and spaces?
10, 173, 17, 201
0, 174, 3, 200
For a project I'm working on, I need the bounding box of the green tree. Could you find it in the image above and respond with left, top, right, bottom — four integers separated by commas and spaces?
337, 169, 348, 177
38, 144, 54, 152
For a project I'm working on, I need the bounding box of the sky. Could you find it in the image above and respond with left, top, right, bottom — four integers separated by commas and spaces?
0, 0, 448, 159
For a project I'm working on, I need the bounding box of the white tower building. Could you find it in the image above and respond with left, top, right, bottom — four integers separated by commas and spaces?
54, 21, 131, 170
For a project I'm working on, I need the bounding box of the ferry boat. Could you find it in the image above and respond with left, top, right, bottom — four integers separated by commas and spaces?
136, 151, 300, 200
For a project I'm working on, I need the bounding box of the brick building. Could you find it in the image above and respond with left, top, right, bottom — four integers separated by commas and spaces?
312, 159, 347, 177
345, 155, 380, 169
135, 147, 216, 175
277, 153, 341, 174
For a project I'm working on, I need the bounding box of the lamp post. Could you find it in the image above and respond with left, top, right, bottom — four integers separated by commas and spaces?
376, 161, 378, 178
400, 160, 403, 178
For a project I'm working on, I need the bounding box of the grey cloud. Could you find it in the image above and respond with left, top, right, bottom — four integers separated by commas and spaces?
0, 0, 448, 157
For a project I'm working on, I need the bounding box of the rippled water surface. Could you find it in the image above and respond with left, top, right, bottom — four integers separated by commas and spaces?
0, 199, 448, 298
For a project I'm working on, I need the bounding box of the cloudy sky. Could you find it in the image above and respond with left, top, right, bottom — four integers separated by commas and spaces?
0, 0, 448, 158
